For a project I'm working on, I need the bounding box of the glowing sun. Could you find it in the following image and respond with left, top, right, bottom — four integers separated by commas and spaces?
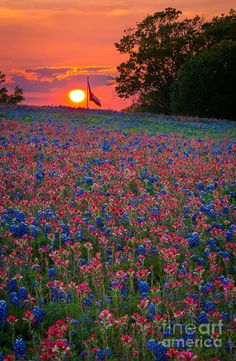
69, 89, 85, 103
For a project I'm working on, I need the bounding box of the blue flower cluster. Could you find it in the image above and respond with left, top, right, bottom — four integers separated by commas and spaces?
32, 306, 45, 323
147, 340, 167, 361
96, 348, 112, 360
14, 338, 26, 359
0, 300, 8, 327
137, 280, 150, 293
187, 232, 200, 248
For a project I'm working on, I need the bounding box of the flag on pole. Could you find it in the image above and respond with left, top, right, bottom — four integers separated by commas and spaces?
87, 78, 101, 107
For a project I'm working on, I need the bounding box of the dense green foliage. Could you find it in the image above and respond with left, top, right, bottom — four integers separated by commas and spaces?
170, 40, 236, 120
115, 8, 236, 119
0, 72, 24, 104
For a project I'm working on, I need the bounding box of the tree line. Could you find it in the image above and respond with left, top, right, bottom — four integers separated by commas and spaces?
0, 72, 24, 104
115, 8, 236, 120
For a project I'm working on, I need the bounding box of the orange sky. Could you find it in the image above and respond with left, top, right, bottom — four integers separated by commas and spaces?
1, 0, 235, 110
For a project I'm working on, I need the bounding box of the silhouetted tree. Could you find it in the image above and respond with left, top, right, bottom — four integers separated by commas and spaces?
203, 9, 236, 46
0, 71, 24, 104
8, 86, 24, 104
0, 71, 6, 84
115, 8, 236, 115
170, 40, 236, 120
115, 8, 205, 114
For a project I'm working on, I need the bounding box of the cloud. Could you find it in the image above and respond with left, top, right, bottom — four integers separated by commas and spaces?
5, 65, 115, 105
19, 66, 116, 82
0, 0, 132, 19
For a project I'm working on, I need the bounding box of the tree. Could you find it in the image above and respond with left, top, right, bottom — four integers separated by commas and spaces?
170, 40, 236, 120
202, 9, 236, 46
8, 86, 24, 104
115, 8, 236, 114
0, 71, 24, 104
0, 72, 8, 103
0, 71, 6, 84
115, 8, 205, 113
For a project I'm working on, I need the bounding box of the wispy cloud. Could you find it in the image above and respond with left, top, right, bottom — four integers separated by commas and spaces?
5, 65, 115, 105
0, 0, 132, 20
15, 65, 116, 82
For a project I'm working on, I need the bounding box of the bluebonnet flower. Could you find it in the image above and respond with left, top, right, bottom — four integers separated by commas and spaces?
191, 294, 199, 300
83, 175, 94, 185
18, 287, 28, 301
138, 281, 150, 293
226, 230, 233, 240
0, 300, 8, 327
0, 352, 3, 361
32, 306, 45, 323
84, 297, 93, 307
48, 267, 57, 278
50, 287, 64, 302
147, 339, 157, 351
60, 222, 70, 234
14, 210, 25, 222
96, 216, 104, 228
193, 256, 206, 266
219, 276, 230, 285
148, 302, 155, 319
105, 295, 112, 304
44, 223, 51, 233
152, 206, 159, 216
35, 169, 45, 181
198, 311, 208, 324
9, 292, 20, 306
76, 187, 84, 196
9, 222, 28, 237
106, 247, 113, 256
223, 206, 229, 214
102, 203, 107, 212
141, 292, 149, 300
102, 139, 112, 151
206, 239, 217, 249
120, 285, 128, 296
66, 292, 72, 303
187, 232, 200, 248
140, 168, 148, 180
136, 245, 146, 255
70, 318, 79, 326
204, 300, 216, 312
204, 204, 216, 218
7, 278, 18, 293
200, 283, 214, 294
229, 224, 236, 232
96, 348, 112, 360
76, 231, 83, 240
14, 338, 26, 359
197, 182, 204, 190
29, 224, 38, 237
147, 340, 167, 361
61, 233, 71, 243
203, 247, 210, 256
84, 210, 91, 218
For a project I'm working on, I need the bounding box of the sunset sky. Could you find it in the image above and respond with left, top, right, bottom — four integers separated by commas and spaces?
1, 0, 235, 110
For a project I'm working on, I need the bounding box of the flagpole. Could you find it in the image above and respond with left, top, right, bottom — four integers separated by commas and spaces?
86, 77, 89, 110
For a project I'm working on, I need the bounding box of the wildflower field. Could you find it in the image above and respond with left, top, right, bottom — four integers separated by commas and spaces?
0, 106, 235, 361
